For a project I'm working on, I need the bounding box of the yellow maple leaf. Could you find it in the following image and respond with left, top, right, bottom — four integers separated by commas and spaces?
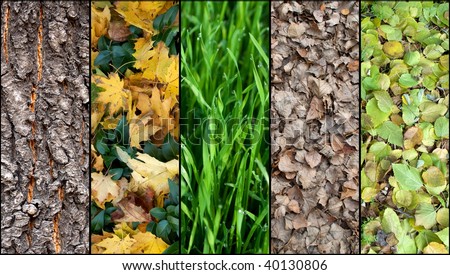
151, 86, 171, 118
133, 41, 179, 108
91, 145, 104, 172
112, 177, 129, 206
91, 5, 110, 48
92, 73, 129, 116
129, 113, 161, 149
125, 73, 154, 97
115, 147, 178, 207
91, 172, 119, 209
91, 50, 99, 70
115, 1, 167, 34
91, 98, 105, 134
136, 92, 152, 115
100, 115, 122, 130
114, 222, 140, 237
133, 38, 155, 69
150, 87, 175, 141
91, 231, 114, 254
94, 234, 136, 254
128, 153, 178, 207
130, 232, 169, 254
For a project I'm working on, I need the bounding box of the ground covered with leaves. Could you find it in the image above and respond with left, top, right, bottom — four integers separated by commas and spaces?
361, 1, 449, 254
271, 1, 360, 254
90, 1, 179, 254
181, 2, 270, 254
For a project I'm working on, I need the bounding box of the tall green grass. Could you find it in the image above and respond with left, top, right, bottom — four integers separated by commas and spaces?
181, 1, 269, 254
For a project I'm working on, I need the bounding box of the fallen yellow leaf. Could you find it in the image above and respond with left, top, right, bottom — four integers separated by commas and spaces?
91, 146, 104, 172
129, 114, 161, 149
130, 232, 169, 254
423, 242, 448, 254
115, 2, 168, 34
115, 147, 178, 207
94, 234, 136, 254
92, 73, 129, 116
129, 153, 178, 195
91, 5, 110, 48
133, 41, 179, 108
91, 172, 119, 208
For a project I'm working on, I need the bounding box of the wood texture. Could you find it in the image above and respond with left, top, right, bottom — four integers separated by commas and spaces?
1, 1, 89, 254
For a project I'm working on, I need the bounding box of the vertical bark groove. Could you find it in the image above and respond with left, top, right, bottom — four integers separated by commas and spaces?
1, 1, 89, 254
2, 5, 9, 63
37, 4, 43, 82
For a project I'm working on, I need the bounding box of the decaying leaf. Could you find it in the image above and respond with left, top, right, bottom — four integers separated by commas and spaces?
271, 1, 360, 254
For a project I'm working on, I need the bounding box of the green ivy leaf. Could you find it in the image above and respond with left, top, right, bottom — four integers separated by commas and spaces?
162, 133, 179, 161
156, 220, 170, 243
162, 241, 179, 254
95, 139, 109, 155
109, 167, 123, 180
167, 179, 179, 206
167, 215, 179, 232
150, 207, 167, 220
97, 35, 110, 51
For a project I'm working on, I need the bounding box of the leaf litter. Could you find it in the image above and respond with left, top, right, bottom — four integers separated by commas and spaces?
271, 1, 360, 254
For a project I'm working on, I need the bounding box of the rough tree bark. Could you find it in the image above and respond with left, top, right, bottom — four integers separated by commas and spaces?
1, 1, 89, 254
